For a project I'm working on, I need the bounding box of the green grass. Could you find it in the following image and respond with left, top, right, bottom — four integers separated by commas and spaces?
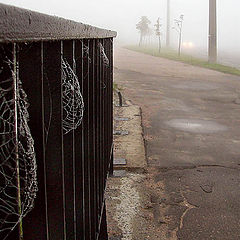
125, 45, 240, 76
113, 82, 121, 92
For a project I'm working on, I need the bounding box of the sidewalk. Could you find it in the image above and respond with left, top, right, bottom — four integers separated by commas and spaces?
106, 91, 169, 240
106, 91, 146, 240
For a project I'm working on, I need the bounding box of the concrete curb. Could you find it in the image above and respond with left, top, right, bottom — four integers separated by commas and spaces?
113, 99, 147, 172
105, 92, 148, 239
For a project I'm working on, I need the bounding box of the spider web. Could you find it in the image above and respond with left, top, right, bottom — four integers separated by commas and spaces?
62, 57, 84, 135
0, 59, 37, 239
99, 43, 109, 66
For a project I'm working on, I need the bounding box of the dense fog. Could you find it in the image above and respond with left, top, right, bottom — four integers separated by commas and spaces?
1, 0, 239, 66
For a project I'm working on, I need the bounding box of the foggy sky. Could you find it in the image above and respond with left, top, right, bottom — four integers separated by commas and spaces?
0, 0, 239, 55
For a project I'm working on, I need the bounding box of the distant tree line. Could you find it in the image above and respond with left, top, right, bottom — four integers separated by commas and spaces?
136, 15, 184, 55
136, 16, 152, 46
136, 16, 162, 52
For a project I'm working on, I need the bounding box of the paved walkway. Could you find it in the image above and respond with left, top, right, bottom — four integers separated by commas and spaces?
114, 47, 240, 240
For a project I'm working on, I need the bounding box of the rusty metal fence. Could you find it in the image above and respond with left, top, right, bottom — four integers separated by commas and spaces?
0, 4, 116, 240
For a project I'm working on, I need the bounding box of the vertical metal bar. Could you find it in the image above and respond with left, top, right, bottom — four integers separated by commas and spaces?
106, 39, 112, 173
18, 42, 48, 240
82, 39, 91, 240
13, 43, 24, 240
62, 40, 75, 240
88, 39, 97, 238
102, 37, 105, 198
105, 39, 109, 171
98, 202, 108, 240
102, 39, 107, 188
72, 40, 77, 240
103, 39, 107, 182
42, 41, 65, 240
106, 38, 110, 176
103, 39, 107, 178
61, 41, 67, 240
94, 38, 100, 233
75, 40, 85, 240
99, 38, 104, 217
42, 41, 50, 240
109, 38, 114, 174
107, 39, 111, 169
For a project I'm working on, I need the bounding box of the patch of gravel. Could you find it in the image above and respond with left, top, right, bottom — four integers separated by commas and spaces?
113, 173, 143, 240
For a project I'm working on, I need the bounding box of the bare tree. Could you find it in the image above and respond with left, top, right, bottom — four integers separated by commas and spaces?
136, 16, 151, 46
154, 18, 162, 53
173, 14, 184, 56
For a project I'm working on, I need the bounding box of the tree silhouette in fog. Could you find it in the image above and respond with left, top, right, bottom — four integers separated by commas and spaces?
136, 16, 151, 46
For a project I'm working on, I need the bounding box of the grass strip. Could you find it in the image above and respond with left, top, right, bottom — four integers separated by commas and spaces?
125, 45, 240, 76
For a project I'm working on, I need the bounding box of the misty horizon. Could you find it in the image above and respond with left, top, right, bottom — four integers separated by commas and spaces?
1, 0, 239, 60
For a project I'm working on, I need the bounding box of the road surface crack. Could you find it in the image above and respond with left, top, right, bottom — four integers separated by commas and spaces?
179, 190, 198, 230
156, 164, 239, 173
200, 184, 213, 193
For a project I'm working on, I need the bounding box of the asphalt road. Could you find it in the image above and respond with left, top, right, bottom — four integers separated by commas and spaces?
114, 47, 240, 240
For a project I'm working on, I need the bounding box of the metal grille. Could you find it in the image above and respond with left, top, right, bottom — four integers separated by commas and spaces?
0, 4, 115, 239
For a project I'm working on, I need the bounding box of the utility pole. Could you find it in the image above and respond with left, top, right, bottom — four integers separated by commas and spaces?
208, 0, 217, 63
166, 0, 170, 47
155, 18, 162, 53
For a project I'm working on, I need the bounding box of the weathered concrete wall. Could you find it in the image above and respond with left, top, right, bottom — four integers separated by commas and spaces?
0, 3, 117, 42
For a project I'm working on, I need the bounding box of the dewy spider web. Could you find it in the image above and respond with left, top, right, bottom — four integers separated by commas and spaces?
62, 57, 84, 135
0, 57, 37, 239
99, 43, 109, 66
